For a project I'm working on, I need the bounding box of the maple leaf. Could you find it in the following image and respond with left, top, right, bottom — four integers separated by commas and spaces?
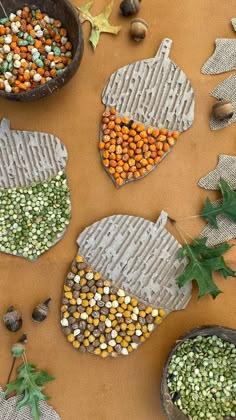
200, 179, 236, 228
176, 237, 236, 299
4, 363, 55, 420
77, 1, 121, 50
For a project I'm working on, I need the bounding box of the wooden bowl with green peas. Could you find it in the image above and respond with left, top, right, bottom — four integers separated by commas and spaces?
0, 0, 83, 101
161, 326, 236, 420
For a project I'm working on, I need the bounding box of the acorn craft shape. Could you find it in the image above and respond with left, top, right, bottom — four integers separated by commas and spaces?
61, 212, 192, 358
0, 119, 71, 261
98, 38, 195, 188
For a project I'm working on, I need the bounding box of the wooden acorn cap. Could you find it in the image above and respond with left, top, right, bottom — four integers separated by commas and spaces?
160, 325, 236, 420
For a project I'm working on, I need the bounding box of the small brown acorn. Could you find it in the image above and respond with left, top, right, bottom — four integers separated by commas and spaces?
3, 306, 22, 332
130, 18, 148, 42
32, 298, 51, 323
212, 100, 234, 121
120, 0, 141, 17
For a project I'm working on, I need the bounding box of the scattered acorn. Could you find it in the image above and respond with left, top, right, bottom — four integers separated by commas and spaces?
3, 306, 22, 332
212, 100, 234, 121
130, 18, 148, 42
120, 0, 141, 16
32, 298, 51, 323
11, 334, 27, 358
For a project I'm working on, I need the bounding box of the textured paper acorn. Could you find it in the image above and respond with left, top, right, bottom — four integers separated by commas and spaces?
98, 38, 195, 188
61, 212, 192, 357
0, 119, 71, 261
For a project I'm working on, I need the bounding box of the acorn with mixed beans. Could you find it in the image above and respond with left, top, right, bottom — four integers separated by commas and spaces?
61, 255, 166, 358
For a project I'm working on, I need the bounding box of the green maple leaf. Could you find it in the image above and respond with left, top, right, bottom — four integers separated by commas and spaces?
77, 1, 121, 50
200, 178, 236, 228
4, 363, 55, 420
176, 237, 236, 299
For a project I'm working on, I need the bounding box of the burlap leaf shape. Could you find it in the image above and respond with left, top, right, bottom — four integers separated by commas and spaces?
201, 19, 236, 130
0, 386, 61, 420
198, 155, 236, 246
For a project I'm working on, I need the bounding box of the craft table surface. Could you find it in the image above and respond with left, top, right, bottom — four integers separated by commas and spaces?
0, 1, 236, 419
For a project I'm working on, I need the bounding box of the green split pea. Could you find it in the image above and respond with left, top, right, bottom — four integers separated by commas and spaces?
167, 335, 236, 420
0, 171, 71, 261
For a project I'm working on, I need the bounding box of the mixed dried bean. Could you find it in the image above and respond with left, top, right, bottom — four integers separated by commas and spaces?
0, 6, 73, 93
61, 255, 166, 357
99, 108, 179, 187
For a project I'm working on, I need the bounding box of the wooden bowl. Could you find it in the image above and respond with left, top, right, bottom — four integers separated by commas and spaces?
0, 0, 83, 101
161, 326, 236, 420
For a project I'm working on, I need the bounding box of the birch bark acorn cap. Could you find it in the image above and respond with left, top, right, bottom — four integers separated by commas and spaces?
77, 211, 192, 312
0, 119, 67, 189
101, 38, 195, 133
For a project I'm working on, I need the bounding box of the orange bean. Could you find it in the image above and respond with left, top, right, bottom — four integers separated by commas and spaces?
168, 137, 175, 146
123, 163, 129, 171
154, 156, 161, 164
152, 130, 160, 138
130, 142, 136, 150
34, 40, 42, 49
137, 140, 144, 148
173, 132, 179, 139
140, 131, 147, 138
108, 167, 115, 174
157, 151, 164, 157
129, 129, 136, 137
131, 122, 137, 130
163, 143, 170, 152
128, 159, 136, 167
120, 172, 127, 179
146, 164, 153, 171
137, 124, 145, 132
158, 135, 166, 142
103, 159, 109, 167
122, 116, 130, 124
103, 150, 109, 158
135, 154, 142, 162
134, 171, 141, 178
156, 142, 163, 150
147, 127, 153, 135
128, 150, 134, 157
110, 108, 116, 115
160, 128, 167, 135
109, 160, 117, 168
116, 177, 123, 187
98, 142, 105, 150
139, 168, 147, 176
141, 159, 148, 167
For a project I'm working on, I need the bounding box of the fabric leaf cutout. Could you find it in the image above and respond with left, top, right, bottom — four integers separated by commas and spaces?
201, 18, 236, 130
202, 19, 236, 74
77, 1, 121, 50
201, 179, 236, 228
176, 238, 236, 299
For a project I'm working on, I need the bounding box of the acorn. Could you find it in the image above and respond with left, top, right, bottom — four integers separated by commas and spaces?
32, 298, 51, 323
3, 306, 22, 332
11, 334, 27, 358
212, 100, 234, 121
130, 18, 148, 42
120, 0, 141, 17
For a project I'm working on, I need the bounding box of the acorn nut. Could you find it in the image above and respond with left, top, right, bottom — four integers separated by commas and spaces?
212, 100, 234, 121
3, 306, 22, 332
11, 334, 27, 358
32, 298, 51, 323
120, 0, 141, 16
130, 18, 148, 42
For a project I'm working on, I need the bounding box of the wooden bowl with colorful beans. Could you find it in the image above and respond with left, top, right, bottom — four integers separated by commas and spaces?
161, 326, 236, 420
0, 0, 83, 101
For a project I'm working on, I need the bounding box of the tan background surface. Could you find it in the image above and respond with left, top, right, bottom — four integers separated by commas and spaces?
0, 1, 236, 419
